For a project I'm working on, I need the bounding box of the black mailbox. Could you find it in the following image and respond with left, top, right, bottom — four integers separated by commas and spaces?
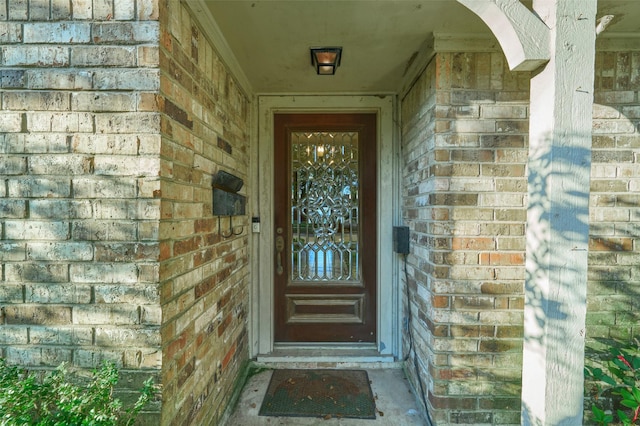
212, 171, 246, 216
212, 189, 246, 216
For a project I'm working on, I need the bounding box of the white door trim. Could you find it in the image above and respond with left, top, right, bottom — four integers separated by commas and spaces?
251, 95, 398, 358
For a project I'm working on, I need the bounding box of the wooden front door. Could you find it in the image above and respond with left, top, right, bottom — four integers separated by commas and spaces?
274, 113, 377, 343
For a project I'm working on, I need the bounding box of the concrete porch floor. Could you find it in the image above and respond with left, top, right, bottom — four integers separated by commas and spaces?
225, 366, 426, 425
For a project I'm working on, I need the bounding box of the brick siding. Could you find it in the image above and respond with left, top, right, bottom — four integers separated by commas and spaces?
158, 1, 251, 424
1, 0, 251, 424
587, 51, 640, 348
401, 52, 530, 425
401, 48, 640, 425
0, 0, 162, 421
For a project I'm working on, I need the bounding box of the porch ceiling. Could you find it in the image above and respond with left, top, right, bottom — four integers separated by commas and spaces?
202, 0, 640, 95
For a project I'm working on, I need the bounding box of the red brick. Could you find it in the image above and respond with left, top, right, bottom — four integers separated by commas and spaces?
432, 295, 450, 308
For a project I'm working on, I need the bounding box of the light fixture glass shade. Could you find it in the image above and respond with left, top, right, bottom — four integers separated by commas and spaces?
310, 47, 342, 75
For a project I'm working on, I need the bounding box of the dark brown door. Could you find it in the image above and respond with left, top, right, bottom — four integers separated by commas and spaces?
274, 113, 377, 343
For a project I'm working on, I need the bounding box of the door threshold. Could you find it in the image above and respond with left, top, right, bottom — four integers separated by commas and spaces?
255, 344, 400, 368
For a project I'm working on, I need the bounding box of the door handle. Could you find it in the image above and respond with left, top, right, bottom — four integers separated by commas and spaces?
275, 235, 285, 275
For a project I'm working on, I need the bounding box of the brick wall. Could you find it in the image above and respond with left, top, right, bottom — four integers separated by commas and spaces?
402, 47, 640, 424
158, 1, 251, 425
587, 50, 640, 349
0, 0, 162, 420
401, 52, 529, 425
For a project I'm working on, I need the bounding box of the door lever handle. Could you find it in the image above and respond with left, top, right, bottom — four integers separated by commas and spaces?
275, 235, 285, 275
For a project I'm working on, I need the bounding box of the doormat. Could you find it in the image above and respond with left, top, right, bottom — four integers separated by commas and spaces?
259, 369, 376, 419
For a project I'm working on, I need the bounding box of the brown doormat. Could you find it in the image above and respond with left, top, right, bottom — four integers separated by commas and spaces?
259, 369, 377, 419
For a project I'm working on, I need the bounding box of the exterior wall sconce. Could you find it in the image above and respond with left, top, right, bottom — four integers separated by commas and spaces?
310, 47, 342, 75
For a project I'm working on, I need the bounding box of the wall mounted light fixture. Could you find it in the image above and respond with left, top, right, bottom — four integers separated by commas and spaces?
310, 47, 342, 75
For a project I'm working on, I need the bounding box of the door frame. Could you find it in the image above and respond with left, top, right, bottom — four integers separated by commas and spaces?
252, 95, 398, 358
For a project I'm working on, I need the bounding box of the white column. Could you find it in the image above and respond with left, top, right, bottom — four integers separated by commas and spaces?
523, 1, 596, 424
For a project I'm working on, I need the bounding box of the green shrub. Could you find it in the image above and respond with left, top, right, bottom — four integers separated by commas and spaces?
0, 358, 155, 426
585, 339, 640, 425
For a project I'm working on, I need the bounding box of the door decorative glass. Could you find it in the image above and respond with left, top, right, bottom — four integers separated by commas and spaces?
274, 113, 376, 343
290, 131, 359, 282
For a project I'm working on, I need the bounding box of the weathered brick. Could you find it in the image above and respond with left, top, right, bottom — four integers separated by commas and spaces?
72, 92, 136, 112
4, 91, 70, 111
8, 178, 72, 198
93, 155, 160, 176
2, 46, 69, 66
70, 263, 138, 284
452, 119, 496, 133
495, 119, 528, 133
92, 21, 159, 44
95, 240, 157, 262
5, 220, 70, 240
5, 263, 69, 284
92, 0, 113, 20
4, 305, 72, 324
0, 156, 26, 174
29, 326, 93, 345
27, 112, 93, 132
123, 349, 162, 370
8, 0, 28, 20
28, 154, 93, 175
139, 221, 160, 241
93, 69, 160, 90
71, 0, 92, 19
593, 103, 621, 119
0, 113, 23, 132
3, 133, 69, 153
138, 45, 159, 67
138, 264, 159, 283
1, 70, 25, 89
5, 347, 72, 366
71, 220, 138, 241
0, 23, 23, 43
0, 326, 29, 344
95, 112, 160, 134
29, 199, 93, 219
138, 0, 159, 20
73, 349, 125, 368
73, 177, 137, 198
0, 284, 24, 303
94, 284, 158, 304
71, 134, 138, 154
95, 327, 160, 347
72, 305, 140, 325
593, 119, 636, 134
113, 0, 135, 19
71, 46, 136, 66
51, 0, 72, 20
25, 283, 92, 303
24, 22, 91, 43
0, 200, 27, 218
0, 243, 27, 261
482, 105, 527, 119
28, 0, 50, 20
25, 69, 93, 90
621, 105, 640, 119
27, 242, 93, 261
92, 199, 123, 219
594, 90, 635, 104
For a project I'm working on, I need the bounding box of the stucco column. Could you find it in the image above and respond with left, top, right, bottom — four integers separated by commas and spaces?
523, 1, 597, 424
457, 0, 597, 424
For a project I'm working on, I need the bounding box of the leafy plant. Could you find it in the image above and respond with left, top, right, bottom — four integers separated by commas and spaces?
585, 339, 640, 425
0, 358, 156, 426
